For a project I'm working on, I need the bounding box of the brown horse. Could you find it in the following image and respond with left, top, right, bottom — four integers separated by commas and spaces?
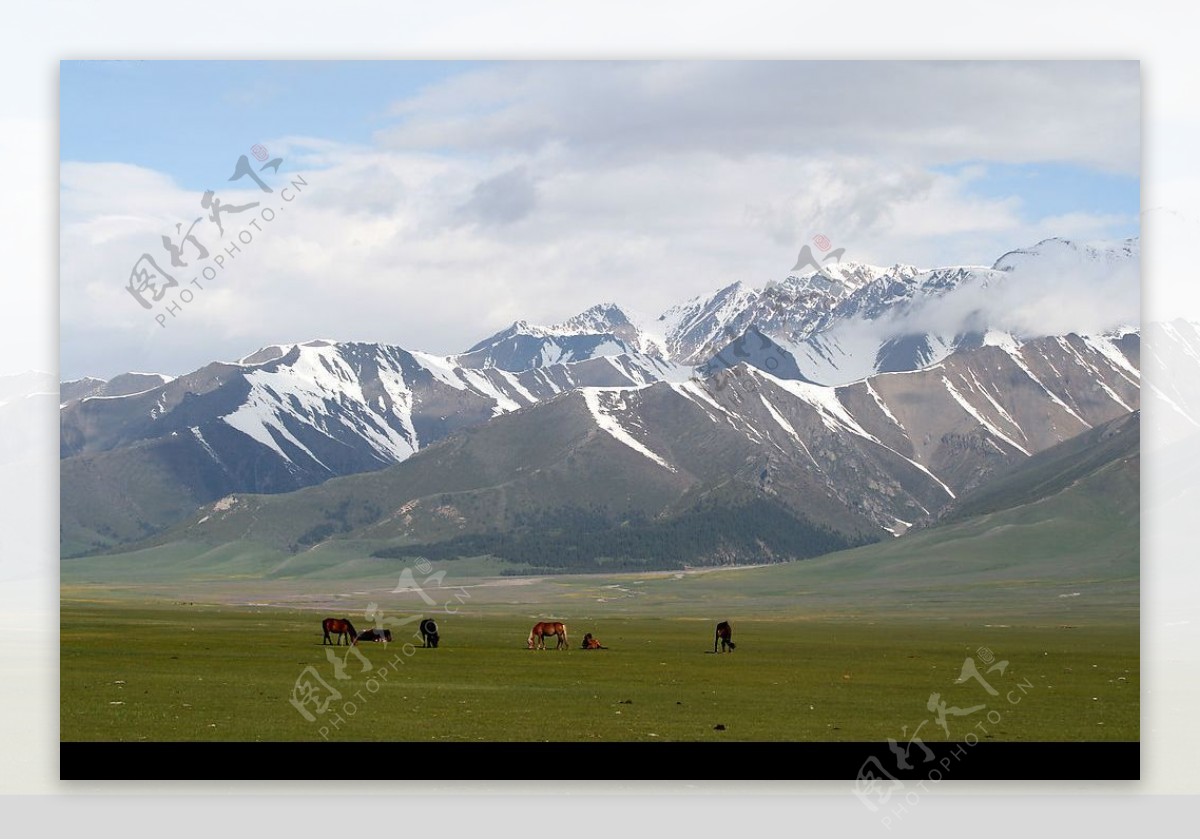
581, 633, 607, 650
322, 617, 358, 645
714, 620, 735, 653
528, 621, 568, 650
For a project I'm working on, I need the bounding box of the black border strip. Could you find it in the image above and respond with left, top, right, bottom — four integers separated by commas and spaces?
61, 741, 1139, 781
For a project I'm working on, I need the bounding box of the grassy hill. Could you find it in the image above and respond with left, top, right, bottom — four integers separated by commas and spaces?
936, 411, 1138, 525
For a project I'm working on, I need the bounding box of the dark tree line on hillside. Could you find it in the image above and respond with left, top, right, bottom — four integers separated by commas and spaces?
293, 498, 383, 550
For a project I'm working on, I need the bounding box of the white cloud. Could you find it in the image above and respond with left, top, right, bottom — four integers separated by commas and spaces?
59, 62, 1141, 379
379, 61, 1140, 174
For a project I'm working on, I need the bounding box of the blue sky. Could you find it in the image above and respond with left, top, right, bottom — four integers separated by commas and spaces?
939, 162, 1139, 231
59, 60, 1141, 379
60, 61, 477, 191
61, 61, 1141, 234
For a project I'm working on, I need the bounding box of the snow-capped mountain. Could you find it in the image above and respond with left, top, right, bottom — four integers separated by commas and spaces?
701, 238, 1138, 384
546, 303, 669, 357
59, 339, 689, 555
457, 302, 670, 370
993, 235, 1139, 273
456, 324, 640, 371
60, 372, 174, 406
466, 237, 1137, 387
62, 340, 689, 468
59, 235, 1142, 558
168, 329, 1140, 565
653, 261, 930, 366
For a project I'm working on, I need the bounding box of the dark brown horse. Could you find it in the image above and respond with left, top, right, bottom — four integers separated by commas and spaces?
322, 617, 358, 646
356, 628, 392, 643
528, 621, 568, 650
714, 620, 735, 653
419, 618, 440, 648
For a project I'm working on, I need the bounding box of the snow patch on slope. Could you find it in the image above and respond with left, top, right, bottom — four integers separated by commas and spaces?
582, 388, 675, 472
940, 375, 1031, 455
758, 394, 820, 468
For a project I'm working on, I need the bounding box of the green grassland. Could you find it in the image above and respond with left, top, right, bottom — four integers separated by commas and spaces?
61, 597, 1137, 743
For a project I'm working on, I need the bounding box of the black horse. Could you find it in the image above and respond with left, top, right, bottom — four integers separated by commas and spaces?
356, 628, 392, 643
419, 618, 440, 648
714, 620, 736, 653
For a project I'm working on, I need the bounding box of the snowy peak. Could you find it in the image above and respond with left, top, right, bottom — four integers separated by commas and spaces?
60, 371, 174, 405
456, 329, 640, 371
784, 261, 902, 295
656, 281, 762, 364
447, 234, 1137, 380
463, 303, 667, 366
992, 237, 1140, 272
550, 302, 668, 357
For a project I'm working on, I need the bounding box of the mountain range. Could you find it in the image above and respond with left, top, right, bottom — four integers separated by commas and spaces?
60, 237, 1144, 571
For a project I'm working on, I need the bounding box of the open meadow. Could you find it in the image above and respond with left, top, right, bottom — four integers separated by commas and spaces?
61, 564, 1138, 743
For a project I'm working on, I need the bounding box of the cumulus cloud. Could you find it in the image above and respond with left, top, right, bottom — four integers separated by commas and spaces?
870, 240, 1140, 342
59, 62, 1140, 380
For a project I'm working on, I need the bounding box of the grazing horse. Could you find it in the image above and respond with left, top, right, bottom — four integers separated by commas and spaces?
322, 617, 358, 646
419, 618, 440, 648
714, 620, 736, 653
528, 621, 568, 650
